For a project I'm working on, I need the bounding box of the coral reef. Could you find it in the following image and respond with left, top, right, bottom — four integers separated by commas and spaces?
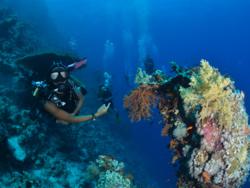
124, 60, 250, 187
124, 66, 174, 122
0, 153, 136, 188
0, 8, 45, 167
135, 68, 169, 85
179, 59, 238, 129
86, 155, 136, 188
0, 8, 39, 72
181, 60, 250, 187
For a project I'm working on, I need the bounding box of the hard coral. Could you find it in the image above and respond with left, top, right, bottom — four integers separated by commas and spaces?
173, 121, 187, 141
86, 155, 135, 188
124, 85, 158, 122
97, 170, 131, 188
135, 68, 168, 85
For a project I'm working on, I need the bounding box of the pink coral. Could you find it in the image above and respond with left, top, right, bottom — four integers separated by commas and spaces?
199, 118, 222, 152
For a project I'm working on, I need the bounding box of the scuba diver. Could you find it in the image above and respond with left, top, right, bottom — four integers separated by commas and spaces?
144, 56, 155, 75
97, 72, 120, 123
32, 59, 110, 124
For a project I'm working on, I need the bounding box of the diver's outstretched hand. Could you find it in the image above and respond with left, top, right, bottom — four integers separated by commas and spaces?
95, 103, 111, 117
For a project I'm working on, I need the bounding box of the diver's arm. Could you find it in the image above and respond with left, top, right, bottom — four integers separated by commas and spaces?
44, 101, 92, 123
72, 88, 84, 115
44, 101, 110, 124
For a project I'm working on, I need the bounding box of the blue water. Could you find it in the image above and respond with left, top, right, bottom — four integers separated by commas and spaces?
5, 0, 250, 187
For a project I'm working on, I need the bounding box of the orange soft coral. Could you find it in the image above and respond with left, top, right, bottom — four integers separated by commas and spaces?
242, 125, 250, 135
202, 171, 211, 183
124, 85, 158, 122
161, 123, 171, 136
169, 139, 178, 149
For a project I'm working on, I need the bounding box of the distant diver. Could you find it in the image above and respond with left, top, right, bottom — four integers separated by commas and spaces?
97, 72, 120, 123
31, 57, 110, 124
144, 56, 155, 75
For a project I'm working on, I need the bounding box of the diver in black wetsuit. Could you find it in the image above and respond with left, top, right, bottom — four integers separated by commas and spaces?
33, 62, 110, 124
144, 56, 156, 75
97, 72, 120, 123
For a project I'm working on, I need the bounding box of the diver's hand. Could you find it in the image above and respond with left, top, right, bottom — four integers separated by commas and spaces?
95, 103, 111, 117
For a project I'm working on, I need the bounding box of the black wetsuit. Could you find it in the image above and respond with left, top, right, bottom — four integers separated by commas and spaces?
98, 86, 113, 108
46, 80, 78, 113
36, 78, 86, 117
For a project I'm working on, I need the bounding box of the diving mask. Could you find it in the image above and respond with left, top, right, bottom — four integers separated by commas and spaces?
50, 67, 69, 83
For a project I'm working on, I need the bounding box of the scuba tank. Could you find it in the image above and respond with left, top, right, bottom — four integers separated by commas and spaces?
32, 81, 47, 97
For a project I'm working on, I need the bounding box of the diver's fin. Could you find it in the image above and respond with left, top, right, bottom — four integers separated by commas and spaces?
67, 58, 87, 71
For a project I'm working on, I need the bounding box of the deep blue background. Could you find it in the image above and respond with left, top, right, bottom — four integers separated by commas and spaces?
8, 0, 250, 187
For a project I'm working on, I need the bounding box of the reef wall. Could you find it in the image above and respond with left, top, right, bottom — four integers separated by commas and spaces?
124, 60, 250, 187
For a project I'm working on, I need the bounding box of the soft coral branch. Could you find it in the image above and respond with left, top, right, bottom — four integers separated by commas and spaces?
124, 85, 158, 122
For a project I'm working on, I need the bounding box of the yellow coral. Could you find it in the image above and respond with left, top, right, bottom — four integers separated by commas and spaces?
227, 159, 239, 175
194, 149, 209, 166
179, 59, 243, 130
238, 145, 248, 164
